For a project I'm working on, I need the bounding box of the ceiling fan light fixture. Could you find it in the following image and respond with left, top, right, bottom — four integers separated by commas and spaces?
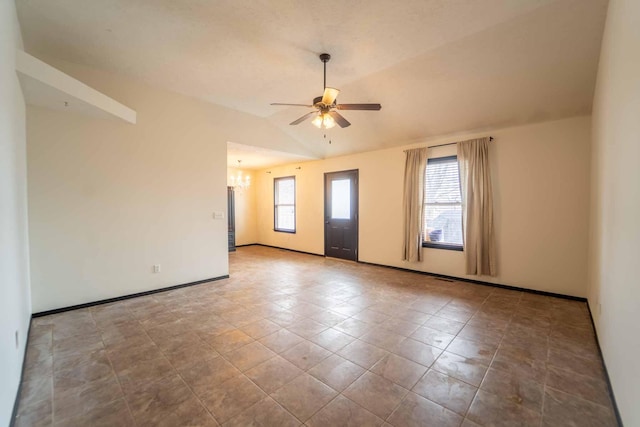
323, 113, 336, 129
312, 112, 336, 129
312, 113, 323, 128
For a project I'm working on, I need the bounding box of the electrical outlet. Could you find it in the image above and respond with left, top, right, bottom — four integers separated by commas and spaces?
15, 330, 19, 349
153, 264, 161, 273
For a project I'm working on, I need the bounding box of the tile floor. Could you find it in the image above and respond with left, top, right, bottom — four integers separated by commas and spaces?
14, 246, 618, 426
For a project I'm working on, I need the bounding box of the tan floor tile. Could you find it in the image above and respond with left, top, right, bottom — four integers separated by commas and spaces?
308, 310, 349, 327
307, 354, 365, 392
178, 355, 241, 392
352, 308, 391, 325
53, 375, 123, 421
491, 346, 547, 383
206, 329, 255, 354
158, 335, 218, 370
387, 392, 463, 427
270, 373, 338, 422
457, 324, 503, 346
307, 395, 384, 427
412, 369, 477, 415
54, 398, 135, 427
269, 310, 305, 327
395, 309, 432, 325
360, 329, 406, 351
239, 319, 282, 339
281, 340, 331, 370
223, 396, 301, 427
115, 356, 175, 395
445, 336, 499, 366
480, 367, 544, 413
370, 354, 427, 389
126, 375, 216, 426
548, 347, 605, 380
432, 352, 489, 387
541, 388, 616, 427
337, 339, 389, 369
259, 329, 305, 353
285, 319, 329, 339
53, 349, 114, 390
199, 374, 266, 423
343, 372, 408, 419
410, 326, 456, 349
225, 341, 277, 372
308, 328, 356, 352
24, 344, 53, 378
467, 390, 541, 427
106, 338, 164, 372
334, 318, 374, 338
28, 325, 53, 348
422, 315, 465, 334
15, 247, 619, 427
18, 375, 52, 409
393, 338, 442, 367
53, 332, 104, 360
545, 366, 612, 407
245, 355, 304, 393
15, 398, 52, 427
379, 318, 421, 337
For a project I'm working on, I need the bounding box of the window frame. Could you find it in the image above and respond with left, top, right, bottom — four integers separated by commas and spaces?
274, 176, 296, 233
422, 155, 464, 251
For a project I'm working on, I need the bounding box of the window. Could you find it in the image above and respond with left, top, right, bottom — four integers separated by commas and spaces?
274, 176, 296, 232
423, 156, 463, 250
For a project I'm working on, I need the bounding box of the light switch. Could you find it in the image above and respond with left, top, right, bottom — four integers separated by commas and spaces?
214, 212, 225, 220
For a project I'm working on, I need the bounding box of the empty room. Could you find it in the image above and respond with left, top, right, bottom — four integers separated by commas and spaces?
2, 0, 639, 426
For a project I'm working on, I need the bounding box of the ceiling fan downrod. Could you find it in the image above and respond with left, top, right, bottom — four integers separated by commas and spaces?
320, 53, 331, 90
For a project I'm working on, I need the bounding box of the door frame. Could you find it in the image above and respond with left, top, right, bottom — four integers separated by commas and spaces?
324, 169, 359, 261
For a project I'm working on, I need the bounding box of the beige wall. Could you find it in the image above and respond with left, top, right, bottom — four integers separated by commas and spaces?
0, 2, 32, 424
227, 168, 257, 246
27, 59, 298, 313
255, 116, 591, 297
589, 0, 640, 424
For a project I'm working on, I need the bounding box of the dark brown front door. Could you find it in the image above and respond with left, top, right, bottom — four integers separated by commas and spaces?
324, 170, 358, 261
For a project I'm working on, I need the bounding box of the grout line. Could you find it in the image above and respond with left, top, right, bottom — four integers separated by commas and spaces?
94, 305, 141, 427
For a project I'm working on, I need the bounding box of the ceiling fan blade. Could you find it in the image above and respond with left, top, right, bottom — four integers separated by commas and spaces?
321, 87, 340, 105
336, 103, 382, 111
289, 111, 317, 125
328, 111, 351, 128
271, 103, 313, 107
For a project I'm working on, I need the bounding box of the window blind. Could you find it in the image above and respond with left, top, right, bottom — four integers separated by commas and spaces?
424, 156, 463, 246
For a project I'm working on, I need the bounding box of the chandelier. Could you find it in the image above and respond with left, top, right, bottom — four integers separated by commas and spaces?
229, 160, 250, 189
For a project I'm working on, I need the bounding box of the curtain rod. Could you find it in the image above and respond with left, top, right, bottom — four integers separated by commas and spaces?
404, 136, 493, 152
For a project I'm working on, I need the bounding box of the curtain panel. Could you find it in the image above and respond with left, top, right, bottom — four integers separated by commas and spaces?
457, 137, 497, 276
402, 147, 429, 262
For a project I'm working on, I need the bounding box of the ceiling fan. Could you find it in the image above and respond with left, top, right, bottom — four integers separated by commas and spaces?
271, 53, 382, 129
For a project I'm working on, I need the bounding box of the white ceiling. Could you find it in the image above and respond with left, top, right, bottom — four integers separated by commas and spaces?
227, 141, 316, 170
16, 0, 608, 160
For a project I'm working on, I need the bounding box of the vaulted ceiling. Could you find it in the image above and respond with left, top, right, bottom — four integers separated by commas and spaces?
17, 0, 608, 161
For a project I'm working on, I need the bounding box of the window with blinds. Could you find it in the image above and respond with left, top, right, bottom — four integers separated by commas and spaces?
274, 176, 296, 232
423, 155, 463, 250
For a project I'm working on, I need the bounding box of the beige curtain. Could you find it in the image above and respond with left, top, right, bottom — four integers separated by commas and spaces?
457, 137, 496, 276
402, 147, 429, 262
